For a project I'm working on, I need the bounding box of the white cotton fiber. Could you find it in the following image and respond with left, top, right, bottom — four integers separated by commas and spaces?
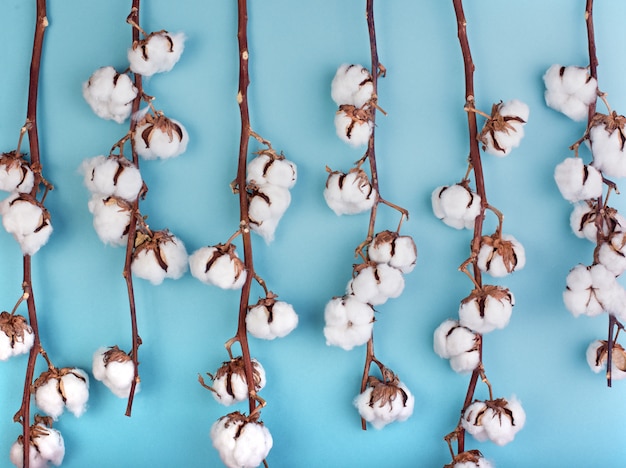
433, 320, 480, 374
454, 455, 494, 468
81, 155, 143, 201
554, 157, 603, 202
570, 202, 625, 242
461, 401, 489, 442
348, 263, 405, 306
248, 184, 291, 243
88, 195, 132, 246
563, 263, 626, 318
92, 347, 138, 399
459, 286, 515, 334
0, 155, 34, 193
0, 312, 34, 361
132, 234, 188, 285
331, 64, 374, 107
589, 118, 626, 178
324, 169, 377, 216
335, 109, 373, 147
598, 232, 626, 276
128, 31, 186, 76
368, 231, 417, 274
482, 397, 526, 446
211, 359, 266, 406
480, 100, 529, 156
586, 340, 626, 380
323, 295, 374, 350
83, 66, 138, 123
32, 423, 65, 466
476, 233, 526, 278
10, 438, 48, 468
247, 153, 297, 189
450, 350, 481, 374
34, 369, 90, 420
189, 245, 247, 290
433, 319, 458, 359
354, 380, 414, 430
61, 369, 90, 417
246, 300, 298, 340
134, 116, 189, 160
0, 193, 52, 256
34, 378, 65, 420
432, 184, 481, 230
210, 413, 273, 468
544, 64, 598, 121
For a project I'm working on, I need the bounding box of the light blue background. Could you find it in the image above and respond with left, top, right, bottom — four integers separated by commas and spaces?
1, 1, 626, 467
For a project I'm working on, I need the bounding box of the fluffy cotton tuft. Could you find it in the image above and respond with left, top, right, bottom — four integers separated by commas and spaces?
0, 153, 34, 193
589, 114, 626, 178
544, 64, 598, 121
128, 31, 186, 76
334, 107, 373, 147
459, 286, 515, 334
586, 340, 626, 380
433, 319, 480, 374
324, 168, 377, 216
80, 155, 143, 201
10, 423, 65, 468
246, 299, 298, 340
87, 195, 133, 246
189, 244, 247, 290
462, 397, 526, 446
347, 263, 405, 306
0, 193, 52, 256
134, 115, 189, 160
563, 263, 626, 318
247, 152, 297, 189
331, 64, 374, 108
209, 358, 266, 406
210, 412, 273, 468
324, 295, 374, 350
476, 233, 526, 277
83, 66, 138, 123
248, 184, 291, 243
432, 184, 481, 230
479, 100, 529, 156
34, 368, 89, 420
354, 377, 414, 429
368, 231, 417, 274
0, 312, 34, 361
131, 232, 188, 285
92, 347, 139, 399
570, 202, 625, 242
554, 157, 603, 202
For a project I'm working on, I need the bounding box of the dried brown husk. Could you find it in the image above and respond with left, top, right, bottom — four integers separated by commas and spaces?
480, 233, 519, 274
0, 312, 32, 348
478, 101, 526, 153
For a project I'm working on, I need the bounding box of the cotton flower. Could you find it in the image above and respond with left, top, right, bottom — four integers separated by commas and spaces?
589, 111, 626, 178
87, 195, 133, 246
563, 263, 626, 318
446, 450, 494, 468
80, 155, 143, 201
10, 419, 65, 468
128, 31, 185, 76
247, 183, 291, 243
479, 100, 529, 156
459, 285, 515, 334
246, 294, 298, 340
204, 357, 266, 406
246, 150, 297, 189
189, 243, 247, 290
543, 64, 598, 121
0, 193, 52, 256
586, 340, 626, 380
355, 372, 414, 429
367, 230, 417, 274
131, 230, 188, 285
0, 152, 34, 193
133, 113, 189, 160
598, 231, 626, 276
92, 346, 139, 399
432, 183, 481, 230
34, 368, 89, 420
82, 66, 138, 123
570, 201, 625, 242
347, 262, 405, 306
324, 167, 377, 215
0, 311, 34, 361
210, 412, 273, 468
323, 295, 374, 350
335, 105, 374, 147
331, 64, 374, 108
433, 319, 480, 374
554, 157, 603, 202
476, 233, 526, 277
462, 397, 526, 446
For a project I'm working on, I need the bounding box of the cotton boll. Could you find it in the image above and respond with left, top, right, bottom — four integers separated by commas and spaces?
433, 320, 480, 374
476, 233, 526, 277
324, 168, 377, 216
570, 202, 625, 242
246, 152, 297, 189
450, 349, 481, 374
92, 347, 138, 399
83, 66, 138, 123
432, 183, 481, 230
459, 286, 515, 334
209, 358, 266, 406
589, 114, 626, 178
481, 397, 526, 446
34, 378, 65, 420
10, 438, 48, 468
247, 297, 298, 340
88, 195, 132, 246
479, 100, 529, 156
189, 244, 247, 290
335, 107, 373, 147
586, 340, 626, 380
564, 263, 626, 318
210, 412, 272, 468
32, 423, 65, 466
354, 376, 414, 429
544, 64, 598, 121
60, 369, 90, 417
132, 232, 188, 285
348, 263, 405, 306
598, 232, 626, 276
554, 157, 603, 202
0, 312, 34, 360
445, 329, 478, 362
368, 231, 418, 274
461, 401, 489, 442
331, 64, 374, 107
451, 451, 494, 468
1, 193, 52, 256
128, 31, 185, 76
134, 114, 189, 160
248, 184, 291, 243
81, 155, 143, 201
0, 152, 34, 193
433, 319, 458, 359
323, 295, 374, 350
